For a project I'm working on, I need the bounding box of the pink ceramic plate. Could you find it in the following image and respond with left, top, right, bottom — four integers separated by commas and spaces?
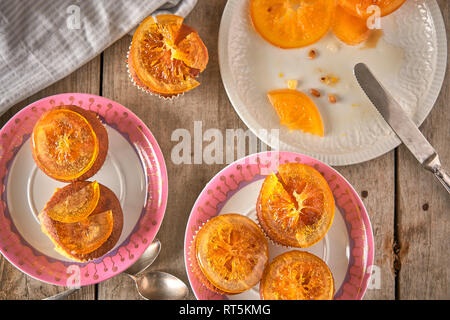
184, 151, 374, 300
0, 93, 168, 286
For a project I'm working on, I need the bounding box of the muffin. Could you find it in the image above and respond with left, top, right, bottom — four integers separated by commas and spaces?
257, 163, 335, 247
190, 214, 269, 295
260, 250, 334, 300
31, 105, 108, 183
127, 14, 208, 98
39, 181, 123, 262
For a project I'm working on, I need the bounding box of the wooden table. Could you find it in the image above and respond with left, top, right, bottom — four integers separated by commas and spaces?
0, 0, 448, 300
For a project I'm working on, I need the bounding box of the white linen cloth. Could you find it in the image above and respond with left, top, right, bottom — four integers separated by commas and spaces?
0, 0, 198, 115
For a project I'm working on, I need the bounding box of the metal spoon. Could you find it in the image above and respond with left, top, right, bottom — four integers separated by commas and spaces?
130, 271, 189, 300
44, 239, 161, 300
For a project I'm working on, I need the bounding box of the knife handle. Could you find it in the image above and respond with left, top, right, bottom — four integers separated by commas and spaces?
434, 168, 450, 194
424, 154, 450, 195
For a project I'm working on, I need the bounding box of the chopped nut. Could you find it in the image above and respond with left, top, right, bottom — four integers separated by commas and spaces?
308, 49, 317, 59
328, 94, 337, 104
320, 75, 340, 86
286, 79, 298, 89
310, 88, 321, 97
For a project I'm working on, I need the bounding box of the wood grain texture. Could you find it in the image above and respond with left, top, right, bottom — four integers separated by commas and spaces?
337, 153, 396, 300
0, 0, 448, 301
0, 57, 100, 300
396, 0, 449, 300
97, 0, 257, 300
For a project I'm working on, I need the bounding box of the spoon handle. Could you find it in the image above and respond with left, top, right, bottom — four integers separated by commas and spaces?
43, 288, 79, 300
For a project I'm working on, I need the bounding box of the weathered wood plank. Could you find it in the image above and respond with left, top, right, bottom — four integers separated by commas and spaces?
1, 0, 446, 301
337, 153, 396, 300
98, 0, 256, 300
396, 0, 449, 299
0, 57, 100, 300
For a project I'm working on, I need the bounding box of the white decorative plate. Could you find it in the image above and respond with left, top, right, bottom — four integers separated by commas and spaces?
218, 0, 447, 165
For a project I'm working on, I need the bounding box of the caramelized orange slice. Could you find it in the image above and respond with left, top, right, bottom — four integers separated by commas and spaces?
250, 0, 335, 48
44, 210, 114, 256
32, 109, 99, 181
44, 181, 100, 223
337, 0, 406, 18
332, 5, 371, 45
260, 251, 334, 300
195, 214, 269, 294
129, 14, 208, 96
171, 30, 209, 71
257, 163, 335, 247
268, 89, 324, 136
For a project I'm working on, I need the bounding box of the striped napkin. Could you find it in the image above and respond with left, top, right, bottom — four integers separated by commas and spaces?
0, 0, 198, 115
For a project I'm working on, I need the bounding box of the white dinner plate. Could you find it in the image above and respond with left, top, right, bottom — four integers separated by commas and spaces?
218, 0, 447, 165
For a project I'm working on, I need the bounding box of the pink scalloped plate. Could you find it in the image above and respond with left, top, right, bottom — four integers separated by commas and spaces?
184, 151, 374, 300
0, 93, 168, 286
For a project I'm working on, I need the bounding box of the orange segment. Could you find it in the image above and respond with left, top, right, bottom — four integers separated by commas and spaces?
32, 109, 99, 181
250, 0, 335, 48
50, 210, 113, 256
257, 163, 335, 247
267, 89, 324, 136
130, 14, 208, 96
171, 31, 209, 71
195, 214, 269, 294
337, 0, 406, 18
260, 251, 334, 300
332, 5, 371, 45
45, 181, 100, 223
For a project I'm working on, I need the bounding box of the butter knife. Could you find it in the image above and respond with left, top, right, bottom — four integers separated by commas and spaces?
354, 63, 450, 194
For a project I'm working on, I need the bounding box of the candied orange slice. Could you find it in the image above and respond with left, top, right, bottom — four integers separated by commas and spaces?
332, 5, 371, 45
260, 251, 334, 300
32, 109, 99, 181
130, 14, 208, 96
195, 214, 269, 294
337, 0, 406, 18
268, 89, 324, 136
49, 210, 114, 256
171, 30, 209, 71
257, 163, 335, 247
250, 0, 335, 48
44, 181, 100, 223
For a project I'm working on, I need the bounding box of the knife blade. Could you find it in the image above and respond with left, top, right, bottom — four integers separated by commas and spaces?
354, 62, 450, 194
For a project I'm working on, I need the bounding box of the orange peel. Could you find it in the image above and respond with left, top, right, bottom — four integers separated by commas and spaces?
257, 163, 335, 248
41, 210, 114, 256
268, 89, 324, 137
250, 0, 335, 48
194, 214, 269, 294
129, 14, 208, 97
260, 251, 334, 300
43, 181, 100, 223
32, 108, 99, 181
332, 5, 371, 45
337, 0, 406, 18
